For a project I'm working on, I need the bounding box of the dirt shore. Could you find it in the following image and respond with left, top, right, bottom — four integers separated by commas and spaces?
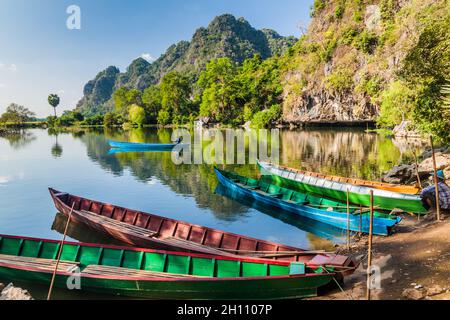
312, 212, 450, 300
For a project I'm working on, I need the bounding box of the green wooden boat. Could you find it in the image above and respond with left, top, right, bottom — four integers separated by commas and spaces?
258, 161, 427, 214
0, 234, 335, 300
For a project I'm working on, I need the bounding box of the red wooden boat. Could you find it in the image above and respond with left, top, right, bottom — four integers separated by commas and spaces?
49, 188, 357, 275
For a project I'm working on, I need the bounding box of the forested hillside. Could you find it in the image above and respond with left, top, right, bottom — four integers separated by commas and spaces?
71, 2, 449, 140
75, 14, 296, 116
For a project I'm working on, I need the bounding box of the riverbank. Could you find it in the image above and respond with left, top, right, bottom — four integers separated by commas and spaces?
311, 212, 450, 300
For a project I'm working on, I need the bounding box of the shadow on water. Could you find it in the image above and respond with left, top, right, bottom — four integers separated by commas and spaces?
214, 184, 345, 249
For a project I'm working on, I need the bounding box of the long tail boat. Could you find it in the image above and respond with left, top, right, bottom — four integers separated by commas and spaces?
0, 234, 335, 299
109, 140, 186, 151
214, 168, 401, 236
49, 188, 357, 275
258, 161, 427, 214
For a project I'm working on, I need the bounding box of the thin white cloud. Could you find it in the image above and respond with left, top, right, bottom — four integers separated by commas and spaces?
8, 64, 18, 72
0, 83, 5, 88
58, 89, 65, 94
0, 62, 4, 68
0, 176, 11, 185
141, 53, 155, 62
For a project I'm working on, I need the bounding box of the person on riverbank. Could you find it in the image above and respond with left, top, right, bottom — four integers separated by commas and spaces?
420, 170, 450, 213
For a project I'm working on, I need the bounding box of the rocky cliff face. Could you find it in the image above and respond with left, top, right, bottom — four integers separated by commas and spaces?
281, 0, 448, 123
76, 14, 296, 116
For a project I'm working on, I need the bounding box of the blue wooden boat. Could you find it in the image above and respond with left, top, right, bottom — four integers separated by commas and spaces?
108, 140, 186, 151
214, 168, 401, 236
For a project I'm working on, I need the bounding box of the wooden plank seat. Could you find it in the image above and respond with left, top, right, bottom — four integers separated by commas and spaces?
79, 210, 158, 238
82, 264, 207, 279
161, 237, 236, 257
0, 254, 79, 272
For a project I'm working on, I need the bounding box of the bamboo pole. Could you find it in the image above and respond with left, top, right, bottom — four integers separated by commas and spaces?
430, 135, 441, 221
366, 190, 374, 301
413, 150, 422, 190
346, 188, 350, 250
47, 203, 75, 300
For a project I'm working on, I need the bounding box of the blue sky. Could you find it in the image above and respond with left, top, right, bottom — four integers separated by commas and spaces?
0, 0, 313, 117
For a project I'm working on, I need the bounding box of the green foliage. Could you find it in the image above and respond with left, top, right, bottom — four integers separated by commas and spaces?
113, 87, 143, 117
354, 31, 378, 54
103, 112, 123, 127
356, 75, 384, 97
0, 104, 36, 124
441, 81, 450, 119
128, 105, 146, 127
340, 26, 359, 45
334, 5, 344, 19
81, 115, 104, 126
46, 116, 57, 127
251, 104, 282, 128
399, 15, 450, 141
377, 81, 415, 127
198, 58, 241, 123
142, 86, 162, 123
56, 110, 84, 126
380, 0, 398, 22
157, 109, 171, 126
103, 112, 114, 127
311, 0, 326, 17
325, 69, 354, 94
352, 0, 364, 22
159, 71, 191, 125
320, 39, 338, 62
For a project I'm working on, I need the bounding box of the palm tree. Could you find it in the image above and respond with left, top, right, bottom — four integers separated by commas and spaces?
48, 94, 60, 117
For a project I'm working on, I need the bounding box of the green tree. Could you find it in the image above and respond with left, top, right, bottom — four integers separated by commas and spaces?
0, 103, 36, 124
103, 112, 114, 127
399, 15, 450, 140
159, 71, 191, 124
48, 94, 60, 117
142, 86, 162, 123
251, 104, 282, 128
113, 87, 129, 116
197, 58, 241, 123
128, 104, 146, 127
377, 81, 415, 127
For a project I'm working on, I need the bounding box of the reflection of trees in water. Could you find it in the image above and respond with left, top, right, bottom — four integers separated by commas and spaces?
279, 129, 424, 180
76, 128, 250, 221
76, 127, 426, 222
0, 129, 36, 149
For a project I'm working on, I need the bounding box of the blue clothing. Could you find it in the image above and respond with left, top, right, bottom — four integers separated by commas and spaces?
421, 182, 450, 210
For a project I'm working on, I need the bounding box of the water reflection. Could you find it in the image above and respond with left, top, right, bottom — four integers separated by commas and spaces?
0, 129, 36, 149
73, 127, 424, 224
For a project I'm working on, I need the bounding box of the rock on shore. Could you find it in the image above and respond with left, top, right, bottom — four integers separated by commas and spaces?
0, 283, 33, 300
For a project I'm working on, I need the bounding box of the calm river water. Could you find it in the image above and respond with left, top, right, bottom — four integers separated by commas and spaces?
0, 127, 425, 299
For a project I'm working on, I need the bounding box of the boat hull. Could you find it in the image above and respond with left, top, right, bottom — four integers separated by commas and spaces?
108, 140, 182, 151
215, 169, 400, 236
48, 188, 357, 273
258, 162, 427, 214
0, 235, 333, 300
0, 266, 332, 300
